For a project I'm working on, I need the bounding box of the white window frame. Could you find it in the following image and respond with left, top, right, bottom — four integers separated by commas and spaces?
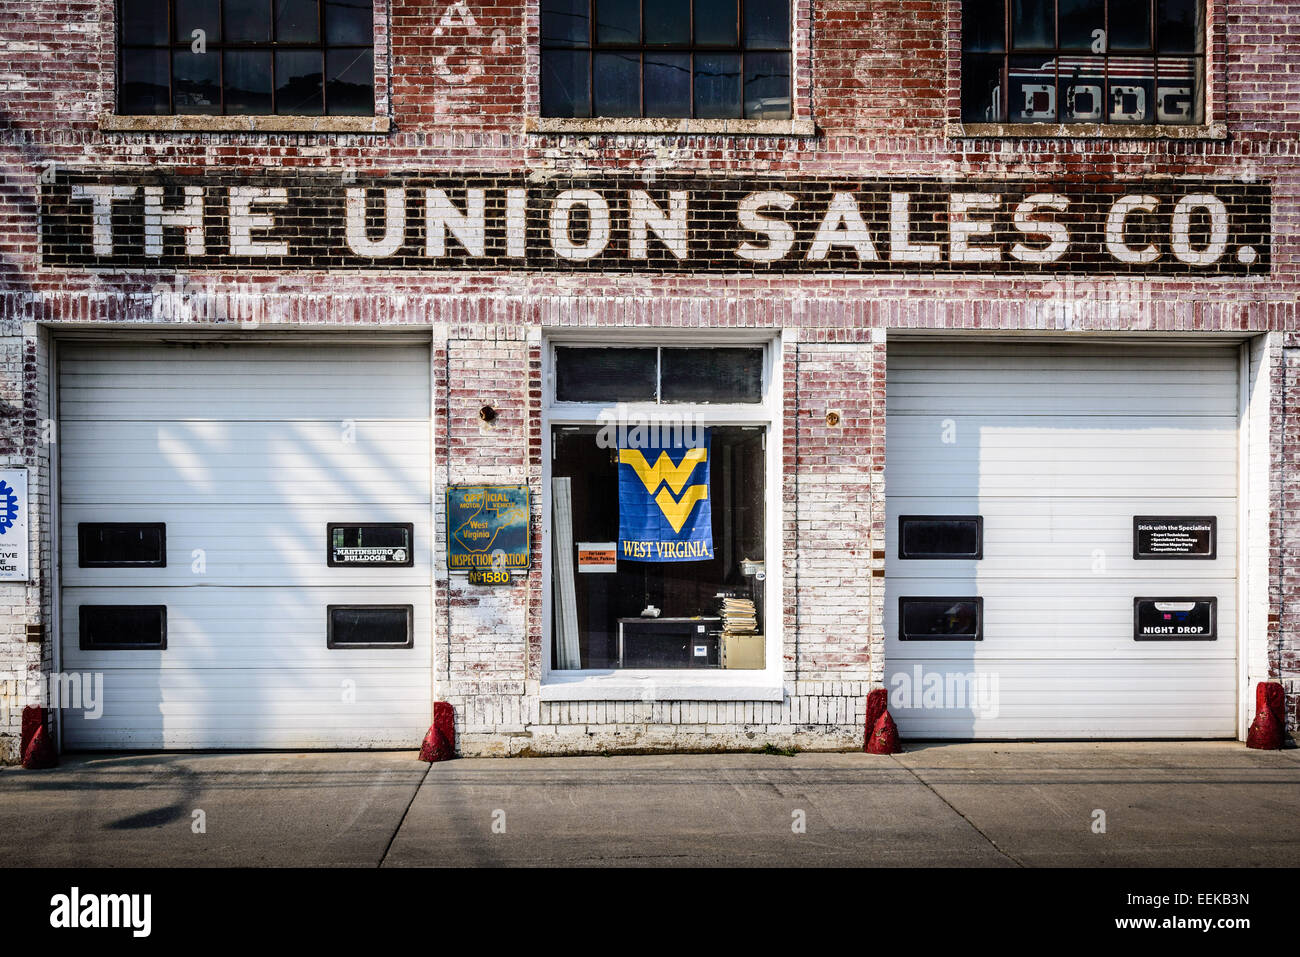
540, 330, 784, 701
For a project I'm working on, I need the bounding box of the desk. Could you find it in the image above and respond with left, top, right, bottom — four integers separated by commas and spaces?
618, 617, 722, 668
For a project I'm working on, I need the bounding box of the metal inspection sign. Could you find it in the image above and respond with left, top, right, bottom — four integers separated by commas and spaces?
446, 485, 530, 574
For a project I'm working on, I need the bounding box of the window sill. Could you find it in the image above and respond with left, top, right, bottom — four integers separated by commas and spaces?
948, 121, 1227, 140
99, 114, 391, 134
527, 116, 816, 137
540, 670, 784, 702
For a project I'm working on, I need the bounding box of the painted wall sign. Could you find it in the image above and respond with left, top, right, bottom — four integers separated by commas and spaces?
1133, 516, 1216, 560
1134, 597, 1217, 640
40, 172, 1270, 275
327, 523, 414, 567
577, 542, 618, 573
0, 469, 28, 582
446, 485, 530, 573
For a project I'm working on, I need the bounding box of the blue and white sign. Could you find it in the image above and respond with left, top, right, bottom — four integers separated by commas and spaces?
0, 468, 28, 581
618, 431, 713, 563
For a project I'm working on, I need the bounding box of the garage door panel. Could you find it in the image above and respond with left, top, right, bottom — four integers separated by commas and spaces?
60, 344, 430, 421
885, 343, 1238, 740
885, 578, 1235, 658
885, 659, 1237, 738
60, 668, 430, 750
61, 421, 431, 505
59, 341, 434, 750
886, 496, 1236, 579
63, 586, 431, 670
886, 416, 1237, 498
888, 346, 1239, 418
63, 505, 432, 587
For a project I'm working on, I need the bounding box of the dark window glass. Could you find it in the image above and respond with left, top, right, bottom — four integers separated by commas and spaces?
326, 48, 373, 115
1058, 0, 1104, 50
645, 0, 690, 44
225, 0, 272, 42
899, 516, 983, 560
743, 0, 787, 49
542, 0, 789, 118
541, 50, 593, 117
542, 0, 590, 46
962, 0, 1004, 52
1158, 0, 1202, 52
78, 523, 168, 567
596, 0, 639, 43
172, 50, 220, 113
743, 51, 789, 119
173, 0, 221, 43
118, 0, 373, 115
331, 524, 412, 548
119, 49, 171, 114
694, 0, 737, 45
276, 0, 319, 42
660, 348, 763, 403
694, 53, 741, 118
961, 54, 1004, 121
328, 523, 414, 566
327, 605, 414, 648
593, 52, 641, 116
224, 49, 273, 113
1011, 0, 1053, 49
555, 347, 658, 402
80, 605, 167, 650
899, 598, 983, 641
275, 49, 324, 114
324, 0, 372, 43
644, 53, 691, 114
1108, 0, 1151, 50
124, 0, 171, 43
964, 0, 1202, 124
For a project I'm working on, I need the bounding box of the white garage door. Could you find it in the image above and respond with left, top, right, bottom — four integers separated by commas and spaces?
60, 341, 432, 749
885, 342, 1238, 738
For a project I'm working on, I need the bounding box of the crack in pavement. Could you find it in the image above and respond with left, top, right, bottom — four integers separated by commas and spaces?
380, 761, 430, 868
891, 755, 1026, 867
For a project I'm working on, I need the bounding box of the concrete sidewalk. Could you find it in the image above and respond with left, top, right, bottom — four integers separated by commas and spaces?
1, 742, 1297, 867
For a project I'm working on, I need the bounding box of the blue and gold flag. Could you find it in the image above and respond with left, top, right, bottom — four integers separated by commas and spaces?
617, 430, 713, 562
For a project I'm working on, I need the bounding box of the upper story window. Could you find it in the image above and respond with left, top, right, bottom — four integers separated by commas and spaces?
962, 0, 1205, 125
540, 0, 791, 120
117, 0, 375, 116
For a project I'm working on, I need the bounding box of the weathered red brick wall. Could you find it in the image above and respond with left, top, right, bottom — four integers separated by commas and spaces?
0, 0, 1297, 752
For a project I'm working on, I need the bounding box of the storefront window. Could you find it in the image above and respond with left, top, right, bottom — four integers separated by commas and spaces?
547, 343, 772, 673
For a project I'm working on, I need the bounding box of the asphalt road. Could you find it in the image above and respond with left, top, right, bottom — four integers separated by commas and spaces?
2, 742, 1298, 867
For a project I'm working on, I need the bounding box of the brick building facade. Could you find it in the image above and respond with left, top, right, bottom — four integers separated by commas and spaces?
0, 0, 1296, 759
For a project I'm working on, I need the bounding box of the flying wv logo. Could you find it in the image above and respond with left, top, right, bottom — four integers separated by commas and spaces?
617, 432, 713, 562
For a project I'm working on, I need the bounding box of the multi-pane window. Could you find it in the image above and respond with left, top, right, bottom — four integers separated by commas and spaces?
117, 0, 375, 116
962, 0, 1205, 125
540, 0, 792, 120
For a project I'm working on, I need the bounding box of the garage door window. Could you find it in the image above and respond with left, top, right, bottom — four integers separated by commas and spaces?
78, 523, 167, 567
899, 597, 983, 641
80, 605, 168, 650
899, 516, 983, 560
327, 605, 414, 648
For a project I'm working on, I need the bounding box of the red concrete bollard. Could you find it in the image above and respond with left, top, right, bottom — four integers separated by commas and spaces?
866, 710, 902, 755
22, 724, 58, 770
863, 688, 888, 751
21, 705, 44, 757
419, 701, 456, 762
1246, 681, 1286, 750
